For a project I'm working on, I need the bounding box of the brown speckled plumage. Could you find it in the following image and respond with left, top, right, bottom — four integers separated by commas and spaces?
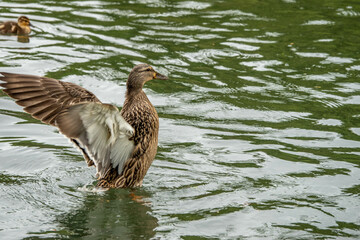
0, 64, 168, 188
98, 90, 159, 188
0, 16, 31, 35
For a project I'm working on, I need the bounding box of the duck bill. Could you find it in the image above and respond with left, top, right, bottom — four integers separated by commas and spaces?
154, 72, 168, 80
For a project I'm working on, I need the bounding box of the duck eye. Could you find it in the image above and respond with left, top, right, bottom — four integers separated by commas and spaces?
146, 68, 151, 72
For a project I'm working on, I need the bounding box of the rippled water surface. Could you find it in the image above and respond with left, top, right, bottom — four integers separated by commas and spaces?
1, 0, 360, 239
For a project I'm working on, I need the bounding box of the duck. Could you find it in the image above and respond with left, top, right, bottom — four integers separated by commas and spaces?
0, 64, 168, 188
0, 16, 32, 35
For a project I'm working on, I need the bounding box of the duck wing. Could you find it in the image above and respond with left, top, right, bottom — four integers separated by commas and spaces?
0, 72, 100, 125
0, 21, 17, 34
0, 73, 135, 176
56, 102, 135, 178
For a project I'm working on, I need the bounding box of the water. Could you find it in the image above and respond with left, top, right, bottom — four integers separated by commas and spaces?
0, 0, 360, 239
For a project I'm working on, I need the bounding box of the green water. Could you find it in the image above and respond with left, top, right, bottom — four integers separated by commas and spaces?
0, 0, 360, 239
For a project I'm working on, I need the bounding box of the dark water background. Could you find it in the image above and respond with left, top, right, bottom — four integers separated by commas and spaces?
0, 0, 360, 239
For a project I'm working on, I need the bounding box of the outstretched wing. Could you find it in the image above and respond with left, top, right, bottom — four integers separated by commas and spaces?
0, 72, 100, 125
57, 102, 135, 178
0, 72, 135, 177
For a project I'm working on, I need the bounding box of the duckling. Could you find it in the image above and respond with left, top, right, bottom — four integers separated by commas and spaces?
0, 16, 31, 35
0, 64, 168, 188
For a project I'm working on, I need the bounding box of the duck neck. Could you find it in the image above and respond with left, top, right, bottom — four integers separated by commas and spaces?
125, 87, 144, 100
18, 24, 30, 34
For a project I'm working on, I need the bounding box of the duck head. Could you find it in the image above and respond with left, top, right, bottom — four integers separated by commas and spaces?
18, 16, 31, 28
126, 64, 168, 94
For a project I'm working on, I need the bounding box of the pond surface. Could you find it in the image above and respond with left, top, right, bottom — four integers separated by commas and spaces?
1, 0, 360, 239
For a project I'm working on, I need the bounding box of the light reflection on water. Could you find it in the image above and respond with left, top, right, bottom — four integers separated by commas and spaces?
0, 0, 360, 239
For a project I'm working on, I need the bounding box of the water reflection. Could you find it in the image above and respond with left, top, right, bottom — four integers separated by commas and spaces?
17, 35, 30, 43
47, 189, 158, 239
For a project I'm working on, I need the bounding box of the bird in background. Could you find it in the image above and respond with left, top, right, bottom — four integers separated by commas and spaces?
0, 16, 32, 35
0, 64, 168, 188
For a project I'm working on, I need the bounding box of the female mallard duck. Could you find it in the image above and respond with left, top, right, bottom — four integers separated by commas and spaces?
0, 16, 31, 35
0, 64, 168, 188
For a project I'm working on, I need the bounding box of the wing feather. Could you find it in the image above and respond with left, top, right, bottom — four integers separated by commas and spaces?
3, 86, 43, 94
24, 99, 56, 113
8, 90, 47, 99
56, 102, 135, 178
0, 72, 100, 125
1, 82, 41, 89
16, 95, 54, 107
1, 73, 133, 177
